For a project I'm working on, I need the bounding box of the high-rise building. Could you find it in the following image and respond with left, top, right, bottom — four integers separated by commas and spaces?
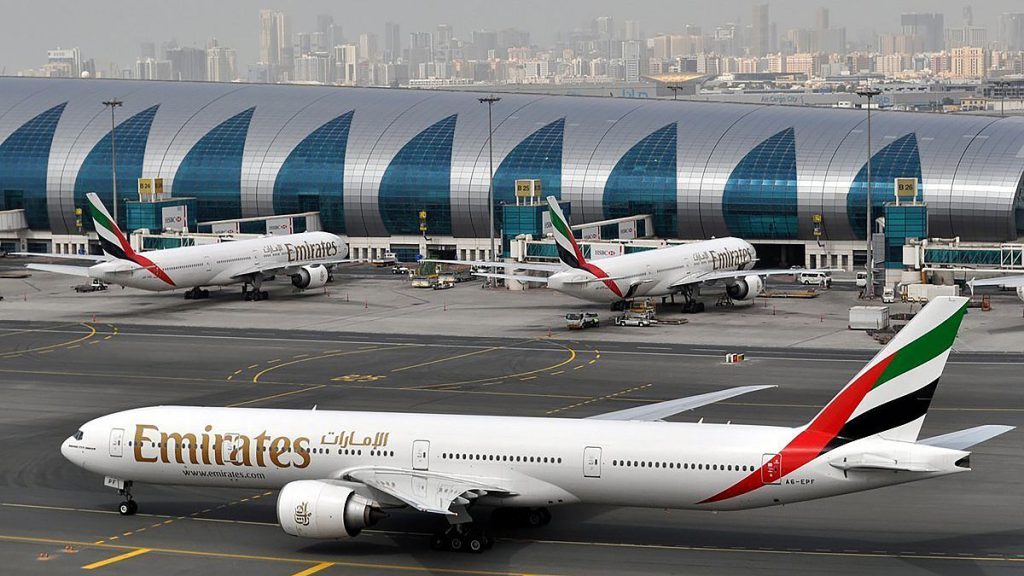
751, 4, 770, 57
471, 30, 497, 60
359, 33, 379, 63
206, 39, 237, 82
950, 46, 988, 78
140, 42, 156, 60
46, 48, 82, 77
623, 20, 641, 41
165, 46, 207, 81
317, 14, 341, 49
999, 13, 1024, 50
901, 13, 944, 51
334, 44, 359, 84
621, 40, 641, 82
258, 9, 291, 81
135, 58, 172, 81
384, 22, 401, 63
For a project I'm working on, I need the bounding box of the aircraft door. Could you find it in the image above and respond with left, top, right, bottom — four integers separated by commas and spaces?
412, 440, 430, 471
109, 428, 124, 457
761, 453, 782, 485
583, 446, 602, 478
222, 433, 244, 465
204, 255, 212, 273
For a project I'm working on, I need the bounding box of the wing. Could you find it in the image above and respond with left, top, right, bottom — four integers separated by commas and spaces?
425, 258, 564, 273
968, 275, 1024, 289
229, 259, 352, 280
669, 268, 803, 289
473, 272, 549, 284
12, 252, 110, 262
26, 263, 92, 277
588, 385, 776, 421
345, 467, 514, 519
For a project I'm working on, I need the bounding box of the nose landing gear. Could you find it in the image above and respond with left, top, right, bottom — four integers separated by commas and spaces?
116, 481, 137, 515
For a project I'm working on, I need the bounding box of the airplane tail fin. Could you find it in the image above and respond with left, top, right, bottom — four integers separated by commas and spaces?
546, 196, 586, 270
87, 193, 135, 260
806, 296, 968, 449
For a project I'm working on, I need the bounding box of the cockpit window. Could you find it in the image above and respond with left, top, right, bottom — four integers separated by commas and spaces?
73, 430, 83, 441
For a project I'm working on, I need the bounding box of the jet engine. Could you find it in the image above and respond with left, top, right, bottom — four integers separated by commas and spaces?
726, 274, 764, 301
277, 480, 382, 539
291, 265, 329, 289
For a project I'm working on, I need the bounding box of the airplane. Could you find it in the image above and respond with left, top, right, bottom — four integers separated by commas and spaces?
61, 296, 1012, 553
430, 196, 825, 312
967, 274, 1024, 303
22, 193, 349, 301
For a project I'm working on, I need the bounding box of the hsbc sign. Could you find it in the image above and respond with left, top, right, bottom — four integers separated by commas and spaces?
161, 205, 187, 231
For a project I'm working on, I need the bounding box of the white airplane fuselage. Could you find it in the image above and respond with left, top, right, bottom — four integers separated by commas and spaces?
86, 231, 345, 292
62, 406, 968, 513
546, 237, 757, 303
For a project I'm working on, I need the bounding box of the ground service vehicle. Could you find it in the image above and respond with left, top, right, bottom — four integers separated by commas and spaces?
74, 279, 108, 293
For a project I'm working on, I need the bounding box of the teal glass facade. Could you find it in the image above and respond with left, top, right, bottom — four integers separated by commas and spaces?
492, 118, 564, 231
73, 105, 159, 230
603, 123, 677, 236
847, 133, 922, 240
0, 103, 67, 229
379, 114, 457, 235
884, 203, 927, 268
273, 111, 353, 233
722, 127, 798, 239
173, 108, 255, 222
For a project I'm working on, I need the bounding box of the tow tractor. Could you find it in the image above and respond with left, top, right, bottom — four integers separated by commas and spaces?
74, 279, 108, 293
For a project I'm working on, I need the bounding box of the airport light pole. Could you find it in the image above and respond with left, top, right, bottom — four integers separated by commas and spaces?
478, 95, 501, 287
102, 99, 123, 225
856, 87, 881, 299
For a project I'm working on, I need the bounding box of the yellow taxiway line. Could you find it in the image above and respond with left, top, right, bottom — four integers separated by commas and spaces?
81, 547, 151, 570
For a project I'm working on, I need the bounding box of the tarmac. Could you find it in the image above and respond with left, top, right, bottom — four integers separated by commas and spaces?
0, 261, 1021, 575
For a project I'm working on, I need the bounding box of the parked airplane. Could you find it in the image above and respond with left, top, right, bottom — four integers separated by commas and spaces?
61, 296, 1012, 553
431, 197, 821, 312
968, 275, 1024, 303
24, 193, 349, 301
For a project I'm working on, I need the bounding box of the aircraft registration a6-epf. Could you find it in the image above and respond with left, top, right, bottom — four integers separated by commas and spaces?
24, 193, 349, 301
432, 197, 823, 312
62, 297, 1012, 553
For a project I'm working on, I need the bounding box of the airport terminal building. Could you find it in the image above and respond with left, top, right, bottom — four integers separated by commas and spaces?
0, 77, 1022, 266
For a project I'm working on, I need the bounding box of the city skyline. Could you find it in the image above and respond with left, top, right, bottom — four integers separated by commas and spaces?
4, 0, 1024, 74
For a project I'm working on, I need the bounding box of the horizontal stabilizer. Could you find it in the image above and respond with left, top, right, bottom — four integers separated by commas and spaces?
968, 275, 1024, 291
11, 252, 109, 262
26, 263, 91, 277
588, 385, 776, 421
473, 272, 549, 284
918, 425, 1015, 450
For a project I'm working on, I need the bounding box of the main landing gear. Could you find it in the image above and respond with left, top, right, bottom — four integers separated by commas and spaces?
117, 481, 137, 516
242, 277, 269, 302
430, 524, 493, 553
679, 286, 705, 314
184, 287, 209, 300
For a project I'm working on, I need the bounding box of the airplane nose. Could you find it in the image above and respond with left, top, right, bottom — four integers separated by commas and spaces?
60, 437, 71, 460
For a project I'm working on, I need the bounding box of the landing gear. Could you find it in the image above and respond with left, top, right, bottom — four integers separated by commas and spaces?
241, 279, 269, 302
679, 286, 704, 313
116, 482, 137, 516
610, 300, 626, 312
430, 524, 492, 553
184, 287, 209, 300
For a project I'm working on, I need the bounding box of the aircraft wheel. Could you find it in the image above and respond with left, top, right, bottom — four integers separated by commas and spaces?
430, 532, 447, 550
465, 533, 484, 553
118, 500, 136, 516
184, 290, 193, 300
525, 508, 545, 527
260, 290, 269, 301
448, 534, 464, 552
695, 302, 705, 313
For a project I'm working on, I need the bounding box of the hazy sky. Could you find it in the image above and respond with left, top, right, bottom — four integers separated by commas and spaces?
2, 1, 1022, 72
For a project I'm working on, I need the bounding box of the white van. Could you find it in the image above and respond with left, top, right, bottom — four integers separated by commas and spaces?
798, 271, 832, 287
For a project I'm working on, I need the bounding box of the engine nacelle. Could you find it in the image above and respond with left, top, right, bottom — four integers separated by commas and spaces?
291, 265, 329, 289
277, 480, 381, 539
726, 274, 764, 301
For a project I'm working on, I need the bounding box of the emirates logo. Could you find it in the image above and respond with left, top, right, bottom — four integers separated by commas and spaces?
294, 501, 311, 526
